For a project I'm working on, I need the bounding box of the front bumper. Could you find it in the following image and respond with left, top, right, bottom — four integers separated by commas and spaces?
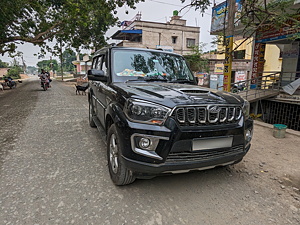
116, 116, 253, 175
123, 144, 250, 175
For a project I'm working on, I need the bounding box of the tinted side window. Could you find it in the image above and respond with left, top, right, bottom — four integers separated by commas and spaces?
92, 57, 98, 69
95, 56, 102, 70
101, 55, 107, 75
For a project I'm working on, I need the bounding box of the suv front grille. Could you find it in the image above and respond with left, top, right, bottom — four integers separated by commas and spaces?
171, 105, 242, 126
165, 145, 244, 163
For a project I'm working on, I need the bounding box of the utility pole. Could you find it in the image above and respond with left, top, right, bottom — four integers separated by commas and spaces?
60, 39, 64, 81
50, 56, 53, 77
223, 0, 236, 92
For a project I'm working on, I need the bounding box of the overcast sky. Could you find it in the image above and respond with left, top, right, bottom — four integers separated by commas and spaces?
0, 0, 221, 67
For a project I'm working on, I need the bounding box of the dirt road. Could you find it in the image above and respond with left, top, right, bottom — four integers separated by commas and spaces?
0, 77, 299, 224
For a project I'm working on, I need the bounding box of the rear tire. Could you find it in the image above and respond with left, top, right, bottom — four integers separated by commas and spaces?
107, 124, 135, 185
89, 100, 96, 128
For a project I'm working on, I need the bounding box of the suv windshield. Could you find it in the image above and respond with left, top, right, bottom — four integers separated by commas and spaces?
112, 49, 194, 83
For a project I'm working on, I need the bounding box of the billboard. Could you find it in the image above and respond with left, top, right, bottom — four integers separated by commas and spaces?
210, 0, 243, 34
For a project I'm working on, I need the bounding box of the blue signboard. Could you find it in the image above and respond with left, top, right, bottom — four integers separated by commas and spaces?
210, 0, 242, 34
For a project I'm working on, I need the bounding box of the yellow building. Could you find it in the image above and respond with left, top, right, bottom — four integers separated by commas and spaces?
215, 36, 282, 84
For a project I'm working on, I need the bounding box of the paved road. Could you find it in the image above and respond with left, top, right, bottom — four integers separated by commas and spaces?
0, 78, 299, 224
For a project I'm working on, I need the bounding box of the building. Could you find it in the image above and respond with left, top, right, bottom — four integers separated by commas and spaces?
72, 54, 92, 76
209, 0, 300, 131
208, 36, 282, 84
111, 12, 200, 55
0, 68, 9, 76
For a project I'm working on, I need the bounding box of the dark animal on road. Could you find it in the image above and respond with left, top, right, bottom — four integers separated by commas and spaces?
18, 80, 23, 83
75, 84, 89, 95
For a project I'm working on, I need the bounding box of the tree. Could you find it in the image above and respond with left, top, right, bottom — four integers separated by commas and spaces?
62, 49, 77, 72
0, 0, 143, 55
184, 44, 209, 73
0, 59, 9, 68
182, 0, 300, 49
7, 66, 22, 79
37, 59, 58, 72
26, 66, 38, 75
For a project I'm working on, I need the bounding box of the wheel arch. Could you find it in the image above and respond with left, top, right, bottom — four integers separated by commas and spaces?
105, 102, 128, 134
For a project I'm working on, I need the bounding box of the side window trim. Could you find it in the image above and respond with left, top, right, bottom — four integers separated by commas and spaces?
92, 57, 98, 69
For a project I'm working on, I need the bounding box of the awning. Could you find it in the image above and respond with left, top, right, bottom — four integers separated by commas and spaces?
111, 29, 142, 40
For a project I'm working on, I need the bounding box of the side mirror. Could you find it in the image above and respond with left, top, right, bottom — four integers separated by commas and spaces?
87, 69, 107, 82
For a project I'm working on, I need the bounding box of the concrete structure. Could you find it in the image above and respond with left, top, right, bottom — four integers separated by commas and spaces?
209, 36, 282, 83
72, 54, 92, 76
209, 0, 300, 131
111, 14, 200, 55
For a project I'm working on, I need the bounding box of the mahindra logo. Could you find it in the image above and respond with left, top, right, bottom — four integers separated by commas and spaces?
208, 105, 221, 113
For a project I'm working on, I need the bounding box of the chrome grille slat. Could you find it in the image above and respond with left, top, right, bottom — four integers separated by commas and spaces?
197, 107, 206, 123
228, 107, 235, 122
171, 105, 242, 126
187, 107, 196, 123
219, 107, 227, 122
176, 108, 185, 123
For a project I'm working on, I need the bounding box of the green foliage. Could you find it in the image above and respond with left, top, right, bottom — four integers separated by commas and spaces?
184, 43, 209, 73
180, 0, 210, 14
7, 66, 22, 79
183, 0, 300, 43
241, 0, 299, 37
0, 59, 9, 68
37, 59, 58, 72
62, 48, 77, 72
26, 66, 38, 74
0, 0, 144, 55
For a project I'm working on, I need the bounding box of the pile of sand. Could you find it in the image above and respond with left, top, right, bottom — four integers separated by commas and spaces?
20, 74, 30, 79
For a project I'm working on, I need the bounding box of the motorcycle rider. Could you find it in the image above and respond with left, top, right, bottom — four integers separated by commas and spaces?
38, 69, 51, 87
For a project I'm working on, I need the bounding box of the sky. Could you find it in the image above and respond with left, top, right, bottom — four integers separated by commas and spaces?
0, 0, 221, 67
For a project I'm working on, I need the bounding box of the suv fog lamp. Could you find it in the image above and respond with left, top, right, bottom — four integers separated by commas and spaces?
139, 138, 151, 149
245, 129, 252, 142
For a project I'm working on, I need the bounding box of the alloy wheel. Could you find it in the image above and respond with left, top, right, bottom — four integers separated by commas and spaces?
109, 133, 119, 174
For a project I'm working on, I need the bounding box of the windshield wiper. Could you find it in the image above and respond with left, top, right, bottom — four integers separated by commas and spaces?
125, 76, 146, 83
144, 77, 168, 82
125, 75, 168, 83
168, 79, 195, 84
143, 74, 168, 82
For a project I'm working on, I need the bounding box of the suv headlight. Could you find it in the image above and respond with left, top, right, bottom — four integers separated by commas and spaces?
242, 100, 250, 120
124, 99, 171, 125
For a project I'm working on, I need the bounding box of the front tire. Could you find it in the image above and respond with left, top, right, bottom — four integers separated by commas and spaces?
43, 83, 47, 91
107, 124, 135, 185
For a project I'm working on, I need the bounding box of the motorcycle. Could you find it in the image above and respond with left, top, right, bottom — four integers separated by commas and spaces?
231, 83, 246, 93
4, 78, 17, 89
41, 78, 50, 91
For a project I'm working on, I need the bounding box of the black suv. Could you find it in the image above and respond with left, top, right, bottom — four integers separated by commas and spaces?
88, 46, 253, 185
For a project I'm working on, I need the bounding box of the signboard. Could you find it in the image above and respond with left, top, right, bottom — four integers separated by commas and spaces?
235, 71, 246, 83
195, 72, 208, 86
210, 0, 242, 34
251, 42, 266, 84
283, 47, 299, 58
223, 36, 233, 92
214, 64, 224, 74
256, 17, 300, 43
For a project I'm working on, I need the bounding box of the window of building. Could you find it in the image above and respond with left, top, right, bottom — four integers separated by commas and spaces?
172, 36, 177, 44
186, 38, 196, 48
233, 50, 245, 59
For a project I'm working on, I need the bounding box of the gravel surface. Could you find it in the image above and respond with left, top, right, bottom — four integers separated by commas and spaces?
0, 77, 299, 224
